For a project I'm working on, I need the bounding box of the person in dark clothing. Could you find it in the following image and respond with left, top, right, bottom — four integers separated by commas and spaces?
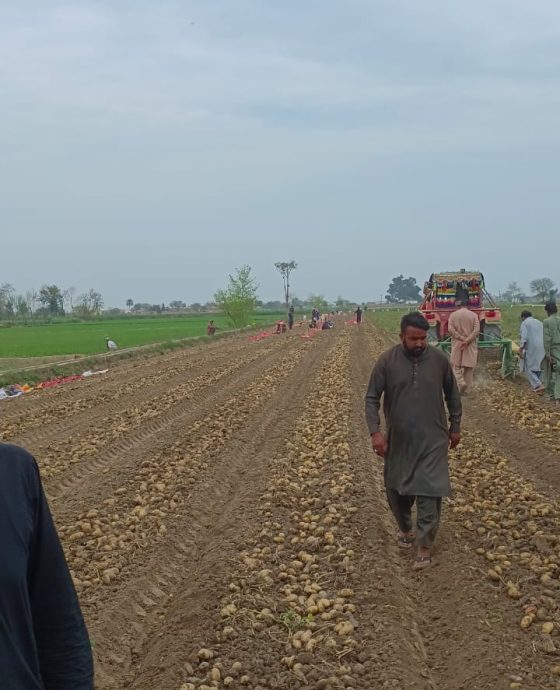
365, 312, 462, 570
288, 305, 294, 330
355, 306, 362, 324
0, 443, 94, 689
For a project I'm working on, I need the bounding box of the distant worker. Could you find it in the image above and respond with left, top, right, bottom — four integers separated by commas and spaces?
355, 306, 363, 324
207, 320, 218, 336
105, 337, 118, 351
518, 311, 545, 393
0, 443, 95, 688
288, 305, 294, 330
365, 312, 462, 570
448, 300, 480, 394
543, 302, 560, 406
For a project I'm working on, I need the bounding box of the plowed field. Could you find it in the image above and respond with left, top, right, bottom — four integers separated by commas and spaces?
2, 322, 560, 690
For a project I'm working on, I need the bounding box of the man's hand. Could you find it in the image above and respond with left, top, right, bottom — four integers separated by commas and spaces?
449, 431, 461, 449
371, 432, 388, 458
460, 341, 468, 351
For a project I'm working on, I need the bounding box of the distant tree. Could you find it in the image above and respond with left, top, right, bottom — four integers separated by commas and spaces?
530, 277, 555, 303
291, 296, 304, 309
39, 284, 64, 315
126, 298, 134, 311
25, 289, 38, 315
307, 293, 330, 313
14, 295, 30, 320
502, 281, 525, 304
63, 286, 76, 312
263, 300, 283, 311
274, 260, 297, 316
75, 289, 103, 318
385, 275, 422, 304
169, 300, 186, 310
214, 265, 259, 328
188, 302, 203, 312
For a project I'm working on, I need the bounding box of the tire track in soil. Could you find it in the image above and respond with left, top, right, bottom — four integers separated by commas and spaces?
83, 331, 338, 690
31, 338, 289, 484
8, 337, 279, 449
47, 336, 306, 521
0, 332, 275, 441
361, 322, 557, 690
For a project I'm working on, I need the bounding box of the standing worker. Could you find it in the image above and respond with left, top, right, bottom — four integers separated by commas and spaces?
365, 312, 462, 570
207, 320, 218, 336
448, 300, 480, 394
0, 443, 94, 688
288, 305, 295, 330
355, 306, 363, 324
543, 302, 560, 406
518, 311, 545, 393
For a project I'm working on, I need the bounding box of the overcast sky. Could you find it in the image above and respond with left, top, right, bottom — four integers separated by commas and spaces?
1, 1, 559, 307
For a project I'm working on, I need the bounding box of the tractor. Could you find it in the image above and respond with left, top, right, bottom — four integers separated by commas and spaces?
420, 269, 516, 378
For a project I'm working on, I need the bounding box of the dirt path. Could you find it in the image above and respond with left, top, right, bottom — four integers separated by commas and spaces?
8, 322, 560, 690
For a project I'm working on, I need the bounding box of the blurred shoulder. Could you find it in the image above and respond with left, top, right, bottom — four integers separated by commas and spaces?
0, 443, 37, 476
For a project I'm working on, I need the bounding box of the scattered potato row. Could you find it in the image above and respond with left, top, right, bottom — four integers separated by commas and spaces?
34, 342, 279, 479
178, 332, 372, 690
450, 433, 560, 680
60, 340, 316, 595
478, 377, 560, 453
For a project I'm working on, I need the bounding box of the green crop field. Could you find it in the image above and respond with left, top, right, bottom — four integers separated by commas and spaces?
0, 313, 284, 359
368, 304, 549, 341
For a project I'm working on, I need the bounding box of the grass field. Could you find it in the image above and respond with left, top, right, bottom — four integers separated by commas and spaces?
368, 304, 549, 340
0, 313, 284, 358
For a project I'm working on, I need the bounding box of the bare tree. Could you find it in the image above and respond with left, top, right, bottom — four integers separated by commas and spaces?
274, 261, 297, 317
530, 277, 555, 303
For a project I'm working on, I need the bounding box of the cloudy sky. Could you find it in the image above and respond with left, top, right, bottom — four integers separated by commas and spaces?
1, 0, 559, 307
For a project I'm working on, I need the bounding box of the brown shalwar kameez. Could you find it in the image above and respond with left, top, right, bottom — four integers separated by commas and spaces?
365, 344, 462, 547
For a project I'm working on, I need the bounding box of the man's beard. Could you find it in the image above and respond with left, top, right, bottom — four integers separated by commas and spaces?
405, 345, 425, 358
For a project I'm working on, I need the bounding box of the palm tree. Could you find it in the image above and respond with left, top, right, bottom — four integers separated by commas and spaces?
126, 298, 133, 311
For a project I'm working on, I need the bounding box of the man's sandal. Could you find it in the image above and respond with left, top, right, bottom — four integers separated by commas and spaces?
412, 555, 433, 571
396, 531, 415, 549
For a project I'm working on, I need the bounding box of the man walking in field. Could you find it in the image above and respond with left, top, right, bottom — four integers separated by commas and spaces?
365, 312, 462, 570
518, 311, 545, 393
355, 306, 363, 324
543, 302, 560, 405
448, 300, 480, 394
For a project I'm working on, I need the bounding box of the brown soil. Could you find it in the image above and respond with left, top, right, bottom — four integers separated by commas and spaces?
2, 322, 559, 690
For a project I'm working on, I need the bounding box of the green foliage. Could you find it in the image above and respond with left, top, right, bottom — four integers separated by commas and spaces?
0, 312, 280, 358
214, 265, 259, 328
278, 610, 313, 633
386, 275, 421, 304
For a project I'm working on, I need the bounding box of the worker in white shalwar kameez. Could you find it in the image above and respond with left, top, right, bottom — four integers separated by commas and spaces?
519, 311, 545, 392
